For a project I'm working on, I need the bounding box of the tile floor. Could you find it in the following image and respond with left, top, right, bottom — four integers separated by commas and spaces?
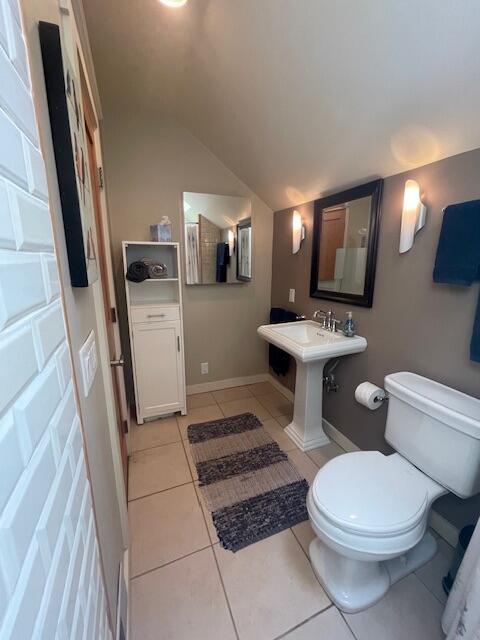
128, 382, 449, 640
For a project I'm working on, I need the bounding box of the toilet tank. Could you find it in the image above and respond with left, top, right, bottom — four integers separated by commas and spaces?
384, 372, 480, 498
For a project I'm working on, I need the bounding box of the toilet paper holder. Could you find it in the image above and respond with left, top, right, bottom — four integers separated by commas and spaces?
373, 391, 389, 405
355, 381, 389, 410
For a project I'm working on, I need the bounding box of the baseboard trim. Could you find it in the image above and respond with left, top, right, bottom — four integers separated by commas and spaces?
267, 374, 295, 402
428, 510, 459, 547
322, 418, 459, 547
186, 373, 269, 395
322, 417, 361, 453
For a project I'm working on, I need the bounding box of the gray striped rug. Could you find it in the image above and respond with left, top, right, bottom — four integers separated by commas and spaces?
187, 412, 309, 552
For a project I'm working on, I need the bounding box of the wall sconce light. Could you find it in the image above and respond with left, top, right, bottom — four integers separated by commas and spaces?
228, 229, 235, 254
292, 210, 305, 254
399, 179, 427, 253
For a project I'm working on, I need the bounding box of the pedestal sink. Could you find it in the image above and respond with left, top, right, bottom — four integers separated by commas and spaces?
257, 320, 367, 451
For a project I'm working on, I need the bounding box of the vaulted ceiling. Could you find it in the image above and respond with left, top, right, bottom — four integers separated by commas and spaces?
82, 0, 480, 211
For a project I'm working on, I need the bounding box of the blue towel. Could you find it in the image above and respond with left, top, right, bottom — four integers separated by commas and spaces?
216, 242, 229, 282
433, 199, 480, 362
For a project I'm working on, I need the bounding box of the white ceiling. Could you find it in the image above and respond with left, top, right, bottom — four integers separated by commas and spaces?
82, 0, 480, 211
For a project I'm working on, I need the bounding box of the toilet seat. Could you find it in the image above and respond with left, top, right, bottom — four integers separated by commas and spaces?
311, 451, 429, 537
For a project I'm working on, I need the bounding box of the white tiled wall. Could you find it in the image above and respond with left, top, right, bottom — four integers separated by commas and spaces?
0, 1, 113, 638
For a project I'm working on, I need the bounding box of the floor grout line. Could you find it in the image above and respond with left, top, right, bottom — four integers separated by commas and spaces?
131, 437, 181, 454
339, 609, 360, 640
128, 480, 193, 503
272, 604, 334, 640
130, 544, 214, 582
211, 544, 241, 640
129, 438, 185, 456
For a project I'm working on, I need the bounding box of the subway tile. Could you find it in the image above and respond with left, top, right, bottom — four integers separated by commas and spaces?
0, 178, 15, 248
36, 450, 73, 567
0, 433, 55, 592
0, 107, 27, 187
0, 541, 46, 640
22, 136, 48, 200
3, 0, 28, 85
64, 456, 88, 548
57, 525, 85, 638
8, 184, 54, 251
49, 382, 76, 462
66, 417, 83, 475
0, 322, 38, 414
14, 359, 61, 462
0, 3, 7, 53
33, 532, 70, 639
0, 411, 24, 512
55, 342, 72, 393
0, 48, 37, 143
41, 253, 61, 302
0, 250, 46, 329
0, 566, 6, 628
32, 300, 65, 368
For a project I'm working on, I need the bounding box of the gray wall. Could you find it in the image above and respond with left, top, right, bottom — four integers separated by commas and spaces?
271, 148, 480, 529
100, 108, 273, 395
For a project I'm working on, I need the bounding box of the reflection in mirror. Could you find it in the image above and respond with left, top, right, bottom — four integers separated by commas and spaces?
237, 217, 252, 281
183, 192, 252, 285
318, 196, 371, 295
310, 179, 383, 307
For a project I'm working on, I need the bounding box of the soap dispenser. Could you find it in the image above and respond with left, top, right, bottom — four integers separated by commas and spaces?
342, 311, 355, 337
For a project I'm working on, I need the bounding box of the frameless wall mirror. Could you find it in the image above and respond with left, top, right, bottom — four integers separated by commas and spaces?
183, 192, 252, 285
310, 179, 383, 307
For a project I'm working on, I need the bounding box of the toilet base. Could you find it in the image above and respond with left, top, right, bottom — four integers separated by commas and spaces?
309, 532, 437, 613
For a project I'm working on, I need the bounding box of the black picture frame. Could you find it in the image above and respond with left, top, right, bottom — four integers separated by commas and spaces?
39, 21, 97, 287
236, 217, 252, 282
310, 179, 383, 308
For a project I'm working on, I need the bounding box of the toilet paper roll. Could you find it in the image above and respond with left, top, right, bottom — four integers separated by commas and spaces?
355, 382, 385, 410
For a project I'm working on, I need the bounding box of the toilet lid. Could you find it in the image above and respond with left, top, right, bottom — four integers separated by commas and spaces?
312, 451, 428, 535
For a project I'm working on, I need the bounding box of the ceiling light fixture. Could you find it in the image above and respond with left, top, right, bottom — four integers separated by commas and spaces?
158, 0, 188, 7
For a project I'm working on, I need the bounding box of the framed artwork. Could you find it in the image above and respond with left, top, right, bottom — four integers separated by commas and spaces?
39, 21, 97, 287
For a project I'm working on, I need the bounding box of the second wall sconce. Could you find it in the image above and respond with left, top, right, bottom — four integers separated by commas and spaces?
399, 179, 427, 253
292, 210, 306, 254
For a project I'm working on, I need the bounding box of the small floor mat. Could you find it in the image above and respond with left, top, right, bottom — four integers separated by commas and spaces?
187, 412, 309, 552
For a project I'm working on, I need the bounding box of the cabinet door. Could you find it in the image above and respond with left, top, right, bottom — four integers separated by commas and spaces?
132, 320, 184, 418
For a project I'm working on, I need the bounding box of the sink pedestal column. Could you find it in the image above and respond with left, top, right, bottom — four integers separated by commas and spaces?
284, 359, 330, 452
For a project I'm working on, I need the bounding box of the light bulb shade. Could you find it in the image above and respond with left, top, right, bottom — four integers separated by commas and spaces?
399, 179, 427, 253
159, 0, 188, 7
292, 210, 305, 254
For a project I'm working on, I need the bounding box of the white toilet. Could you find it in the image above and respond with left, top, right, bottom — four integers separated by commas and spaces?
307, 371, 480, 613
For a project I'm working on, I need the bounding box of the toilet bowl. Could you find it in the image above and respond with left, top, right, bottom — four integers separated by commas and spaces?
307, 451, 444, 612
307, 372, 480, 613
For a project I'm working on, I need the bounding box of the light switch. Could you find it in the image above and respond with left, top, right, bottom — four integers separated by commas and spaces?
79, 331, 98, 397
289, 289, 295, 303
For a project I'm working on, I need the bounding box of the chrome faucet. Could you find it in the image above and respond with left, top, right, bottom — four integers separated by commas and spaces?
313, 308, 340, 332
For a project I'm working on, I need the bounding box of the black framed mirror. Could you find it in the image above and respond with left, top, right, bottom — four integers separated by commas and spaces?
310, 179, 383, 307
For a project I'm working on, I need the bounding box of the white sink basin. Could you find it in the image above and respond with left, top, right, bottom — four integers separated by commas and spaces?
257, 320, 367, 363
257, 320, 367, 451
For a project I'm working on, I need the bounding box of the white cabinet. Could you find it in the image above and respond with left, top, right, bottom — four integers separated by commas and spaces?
122, 242, 186, 423
132, 318, 184, 419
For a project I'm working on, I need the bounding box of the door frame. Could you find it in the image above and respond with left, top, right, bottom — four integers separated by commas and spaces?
79, 60, 129, 547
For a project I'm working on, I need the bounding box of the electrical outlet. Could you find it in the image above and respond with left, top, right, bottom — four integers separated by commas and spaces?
289, 288, 295, 303
201, 362, 209, 375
